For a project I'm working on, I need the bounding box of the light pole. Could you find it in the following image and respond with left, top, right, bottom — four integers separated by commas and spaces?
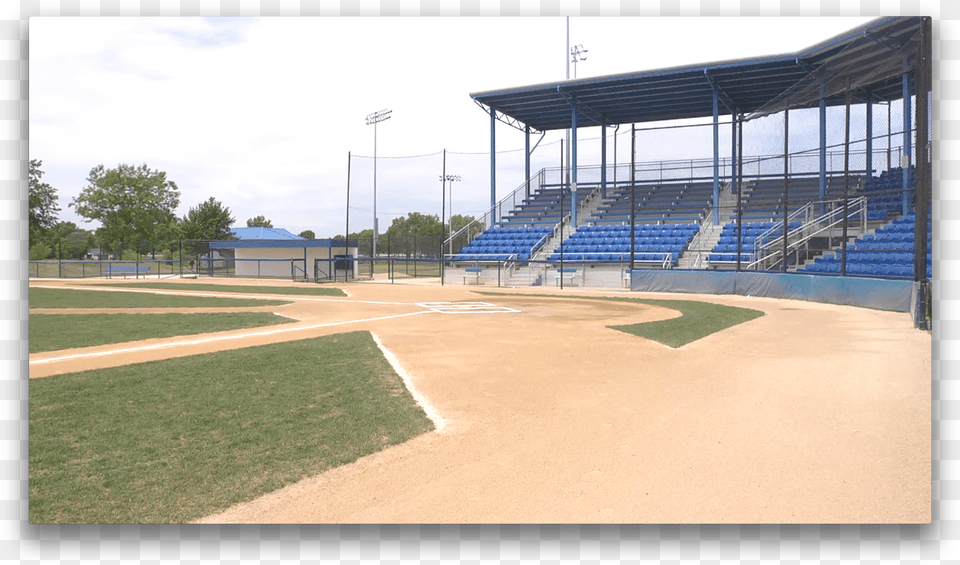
366, 108, 392, 257
570, 44, 588, 79
441, 174, 461, 255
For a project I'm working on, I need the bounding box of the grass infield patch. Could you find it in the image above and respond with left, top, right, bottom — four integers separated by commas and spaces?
477, 292, 764, 348
29, 312, 297, 353
29, 331, 435, 524
29, 287, 290, 309
101, 282, 347, 297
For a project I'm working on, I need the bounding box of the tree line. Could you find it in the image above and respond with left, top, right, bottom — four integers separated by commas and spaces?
29, 160, 476, 260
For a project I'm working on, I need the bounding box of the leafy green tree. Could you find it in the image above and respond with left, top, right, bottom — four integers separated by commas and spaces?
29, 159, 60, 248
181, 197, 236, 241
383, 212, 445, 257
70, 163, 180, 257
299, 230, 315, 240
246, 215, 273, 228
29, 242, 52, 261
47, 221, 95, 260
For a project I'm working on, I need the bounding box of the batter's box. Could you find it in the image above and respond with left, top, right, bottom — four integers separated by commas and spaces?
417, 301, 520, 314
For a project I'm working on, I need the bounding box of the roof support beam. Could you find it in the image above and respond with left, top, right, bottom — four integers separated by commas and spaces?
555, 86, 607, 126
473, 99, 540, 134
704, 70, 737, 116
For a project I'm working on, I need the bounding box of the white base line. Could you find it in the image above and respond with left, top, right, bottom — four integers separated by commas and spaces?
371, 333, 448, 434
30, 310, 432, 365
30, 284, 412, 306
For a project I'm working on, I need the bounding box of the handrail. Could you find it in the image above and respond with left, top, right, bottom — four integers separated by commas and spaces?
748, 196, 867, 270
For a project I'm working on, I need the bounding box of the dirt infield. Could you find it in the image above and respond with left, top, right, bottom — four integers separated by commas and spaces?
29, 278, 931, 523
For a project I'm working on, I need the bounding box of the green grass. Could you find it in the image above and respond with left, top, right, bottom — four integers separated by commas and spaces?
101, 282, 347, 296
30, 287, 290, 309
29, 313, 297, 353
29, 331, 435, 524
477, 292, 764, 348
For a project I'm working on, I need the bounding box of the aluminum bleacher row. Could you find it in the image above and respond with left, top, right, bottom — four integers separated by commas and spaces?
547, 223, 699, 264
857, 166, 917, 220
591, 182, 712, 225
799, 209, 932, 278
453, 226, 553, 261
497, 186, 592, 226
709, 221, 803, 263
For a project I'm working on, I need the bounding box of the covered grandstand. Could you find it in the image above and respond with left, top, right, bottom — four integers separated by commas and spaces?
445, 16, 931, 325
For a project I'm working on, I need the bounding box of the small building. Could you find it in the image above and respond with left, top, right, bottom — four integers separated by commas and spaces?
209, 227, 357, 280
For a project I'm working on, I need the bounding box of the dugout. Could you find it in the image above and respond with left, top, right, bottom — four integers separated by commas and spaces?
206, 227, 357, 281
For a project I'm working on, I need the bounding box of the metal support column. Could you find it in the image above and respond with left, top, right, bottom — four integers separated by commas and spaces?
902, 70, 913, 215
712, 89, 720, 224
601, 123, 607, 200
782, 109, 789, 273
630, 124, 636, 271
571, 97, 579, 228
490, 107, 497, 227
736, 114, 743, 272
819, 90, 827, 203
866, 98, 873, 179
524, 126, 531, 200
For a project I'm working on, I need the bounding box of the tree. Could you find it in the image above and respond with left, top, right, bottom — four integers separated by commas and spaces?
299, 230, 315, 240
383, 212, 445, 257
29, 159, 60, 248
181, 197, 236, 241
47, 221, 95, 260
246, 215, 273, 228
71, 163, 180, 257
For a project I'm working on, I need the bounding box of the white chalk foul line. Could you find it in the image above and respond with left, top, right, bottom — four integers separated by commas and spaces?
371, 333, 448, 434
30, 284, 412, 306
30, 310, 432, 365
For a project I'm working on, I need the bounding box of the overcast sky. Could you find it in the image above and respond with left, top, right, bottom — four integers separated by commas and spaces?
29, 16, 876, 239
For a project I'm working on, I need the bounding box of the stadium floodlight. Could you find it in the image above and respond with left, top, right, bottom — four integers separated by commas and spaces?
570, 44, 588, 79
366, 108, 392, 257
440, 174, 462, 255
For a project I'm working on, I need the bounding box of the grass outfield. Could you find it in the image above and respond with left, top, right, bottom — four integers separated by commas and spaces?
29, 287, 290, 309
30, 312, 297, 353
479, 292, 764, 348
29, 331, 435, 524
101, 282, 347, 296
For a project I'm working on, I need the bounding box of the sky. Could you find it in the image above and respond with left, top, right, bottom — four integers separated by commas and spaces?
29, 16, 877, 240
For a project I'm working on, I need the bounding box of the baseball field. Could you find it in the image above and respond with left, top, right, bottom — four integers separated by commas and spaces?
28, 277, 931, 524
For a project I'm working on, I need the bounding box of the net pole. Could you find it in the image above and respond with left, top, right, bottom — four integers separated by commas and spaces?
736, 114, 743, 272
915, 16, 931, 286
345, 151, 351, 284
782, 109, 789, 273
630, 124, 636, 272
841, 86, 851, 277
559, 137, 564, 289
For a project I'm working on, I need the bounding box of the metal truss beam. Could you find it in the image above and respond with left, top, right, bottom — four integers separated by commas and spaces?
555, 86, 608, 126
703, 70, 738, 115
473, 99, 541, 134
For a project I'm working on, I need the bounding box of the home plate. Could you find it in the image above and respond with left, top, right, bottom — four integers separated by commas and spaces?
417, 301, 520, 314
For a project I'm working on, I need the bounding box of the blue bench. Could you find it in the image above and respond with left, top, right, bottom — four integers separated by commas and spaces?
106, 265, 151, 278
463, 267, 483, 285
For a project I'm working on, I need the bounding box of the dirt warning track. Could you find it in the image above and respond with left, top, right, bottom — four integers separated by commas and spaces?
29, 279, 931, 523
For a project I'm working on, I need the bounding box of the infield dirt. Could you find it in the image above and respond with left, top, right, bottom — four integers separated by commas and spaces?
29, 278, 931, 523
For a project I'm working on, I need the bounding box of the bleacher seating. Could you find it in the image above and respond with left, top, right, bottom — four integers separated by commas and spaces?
547, 223, 699, 264
498, 186, 592, 226
709, 221, 803, 264
453, 226, 553, 261
857, 166, 916, 220
799, 209, 932, 278
590, 182, 711, 225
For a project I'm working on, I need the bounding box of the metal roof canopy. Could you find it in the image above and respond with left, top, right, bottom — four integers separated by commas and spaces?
470, 16, 925, 133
